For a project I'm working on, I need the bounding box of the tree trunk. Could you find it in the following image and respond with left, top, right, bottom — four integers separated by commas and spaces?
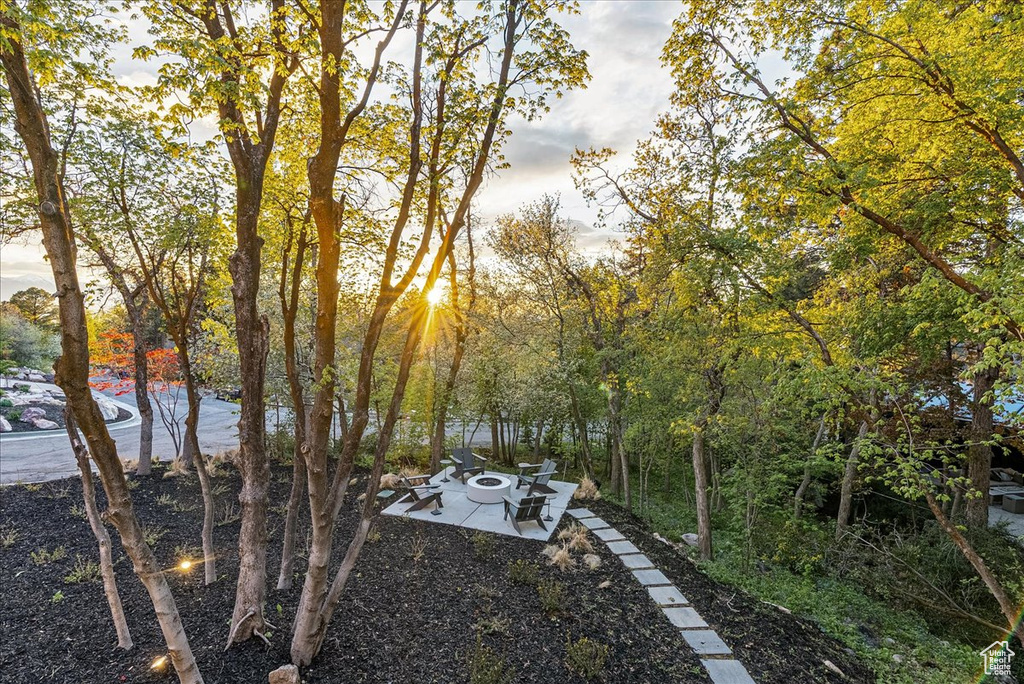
1, 25, 203, 681
837, 420, 869, 539
967, 364, 998, 529
924, 490, 1023, 648
607, 373, 629, 510
226, 184, 272, 642
567, 384, 596, 479
794, 414, 827, 519
65, 410, 132, 650
127, 298, 154, 475
180, 350, 216, 585
692, 424, 713, 561
278, 220, 308, 591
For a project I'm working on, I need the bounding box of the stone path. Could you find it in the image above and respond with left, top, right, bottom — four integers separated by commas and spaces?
567, 508, 757, 684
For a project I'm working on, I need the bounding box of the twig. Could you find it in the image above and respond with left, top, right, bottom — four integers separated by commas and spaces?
253, 629, 271, 647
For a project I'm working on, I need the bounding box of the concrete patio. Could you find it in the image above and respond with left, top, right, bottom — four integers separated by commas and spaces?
381, 466, 577, 541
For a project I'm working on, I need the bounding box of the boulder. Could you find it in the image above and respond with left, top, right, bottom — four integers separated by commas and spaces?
94, 396, 120, 421
680, 533, 699, 547
19, 406, 46, 423
0, 416, 11, 432
31, 418, 59, 430
27, 373, 45, 382
268, 664, 300, 684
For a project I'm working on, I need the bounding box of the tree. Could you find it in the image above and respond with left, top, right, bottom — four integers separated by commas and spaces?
289, 0, 588, 665
0, 2, 203, 681
9, 286, 58, 331
138, 0, 307, 644
0, 303, 59, 370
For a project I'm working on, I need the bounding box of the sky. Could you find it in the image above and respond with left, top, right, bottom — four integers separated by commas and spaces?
0, 1, 682, 300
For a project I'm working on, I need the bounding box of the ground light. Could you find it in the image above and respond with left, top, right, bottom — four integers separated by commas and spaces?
151, 655, 168, 671
178, 559, 192, 571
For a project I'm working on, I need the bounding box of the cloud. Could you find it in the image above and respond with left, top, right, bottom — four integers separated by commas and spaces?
476, 2, 680, 232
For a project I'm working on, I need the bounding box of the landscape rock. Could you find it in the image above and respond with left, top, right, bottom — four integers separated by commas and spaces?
93, 396, 119, 421
680, 533, 699, 547
31, 418, 59, 430
27, 373, 45, 382
268, 664, 300, 684
891, 654, 904, 664
0, 416, 10, 432
19, 407, 45, 423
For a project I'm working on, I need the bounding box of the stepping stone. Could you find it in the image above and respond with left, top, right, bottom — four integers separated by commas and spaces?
592, 527, 626, 542
567, 508, 595, 519
681, 630, 732, 656
605, 540, 640, 555
662, 606, 708, 629
632, 568, 671, 586
700, 659, 756, 684
579, 517, 610, 531
619, 553, 655, 570
647, 585, 689, 607
376, 489, 396, 499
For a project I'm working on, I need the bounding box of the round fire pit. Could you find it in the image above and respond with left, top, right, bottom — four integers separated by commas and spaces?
466, 474, 512, 504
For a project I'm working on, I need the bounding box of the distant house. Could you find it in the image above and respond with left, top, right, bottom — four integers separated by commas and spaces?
980, 640, 1015, 675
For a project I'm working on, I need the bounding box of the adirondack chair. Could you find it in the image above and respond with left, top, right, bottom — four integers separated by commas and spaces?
503, 495, 548, 535
398, 474, 443, 515
516, 458, 558, 495
450, 447, 487, 483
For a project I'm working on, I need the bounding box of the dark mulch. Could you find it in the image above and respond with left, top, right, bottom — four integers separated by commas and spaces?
0, 467, 873, 683
0, 402, 131, 432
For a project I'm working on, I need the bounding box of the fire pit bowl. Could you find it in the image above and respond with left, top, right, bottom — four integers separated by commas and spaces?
467, 474, 512, 504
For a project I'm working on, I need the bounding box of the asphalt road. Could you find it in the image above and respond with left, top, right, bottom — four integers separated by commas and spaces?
0, 385, 492, 485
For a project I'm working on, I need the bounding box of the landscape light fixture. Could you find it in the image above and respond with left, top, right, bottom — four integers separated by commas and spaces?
178, 559, 193, 572
151, 655, 168, 671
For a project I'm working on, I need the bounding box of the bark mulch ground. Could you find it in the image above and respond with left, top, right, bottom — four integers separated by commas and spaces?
0, 464, 874, 683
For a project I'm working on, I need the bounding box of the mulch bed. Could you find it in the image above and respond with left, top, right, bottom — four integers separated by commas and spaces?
0, 403, 131, 433
0, 466, 873, 683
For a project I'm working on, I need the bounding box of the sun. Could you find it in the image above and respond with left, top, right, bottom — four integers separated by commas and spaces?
425, 287, 444, 306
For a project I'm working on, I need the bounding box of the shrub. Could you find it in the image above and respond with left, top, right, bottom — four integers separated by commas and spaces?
565, 635, 610, 679
508, 559, 539, 586
141, 524, 166, 546
472, 531, 495, 561
559, 523, 594, 554
0, 398, 12, 407
537, 578, 566, 616
546, 544, 575, 572
573, 476, 601, 501
30, 545, 67, 565
467, 633, 516, 684
409, 534, 428, 562
1, 527, 19, 549
64, 555, 101, 584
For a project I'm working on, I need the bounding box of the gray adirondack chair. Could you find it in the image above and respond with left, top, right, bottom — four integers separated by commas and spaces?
503, 495, 548, 535
450, 447, 487, 483
516, 458, 557, 495
399, 474, 443, 514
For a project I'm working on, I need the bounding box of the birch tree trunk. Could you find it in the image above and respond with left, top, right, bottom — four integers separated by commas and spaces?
65, 411, 133, 650
1, 22, 203, 682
